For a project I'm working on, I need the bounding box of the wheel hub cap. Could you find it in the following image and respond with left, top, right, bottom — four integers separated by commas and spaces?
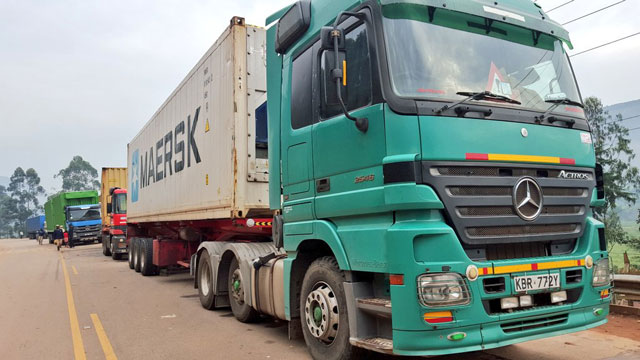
304, 282, 339, 344
231, 269, 244, 303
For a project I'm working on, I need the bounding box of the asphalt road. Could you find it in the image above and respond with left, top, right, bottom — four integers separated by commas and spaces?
1, 238, 639, 360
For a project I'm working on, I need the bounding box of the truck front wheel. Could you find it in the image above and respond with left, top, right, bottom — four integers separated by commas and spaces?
102, 235, 111, 256
198, 251, 216, 310
228, 257, 258, 323
110, 239, 121, 260
300, 257, 362, 360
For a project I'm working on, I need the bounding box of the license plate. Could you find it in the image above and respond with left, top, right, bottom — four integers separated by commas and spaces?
513, 273, 560, 292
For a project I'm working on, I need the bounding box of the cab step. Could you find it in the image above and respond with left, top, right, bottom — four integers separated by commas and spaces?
356, 297, 392, 317
350, 337, 393, 354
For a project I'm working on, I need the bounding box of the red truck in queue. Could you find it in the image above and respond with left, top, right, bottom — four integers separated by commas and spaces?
103, 187, 128, 260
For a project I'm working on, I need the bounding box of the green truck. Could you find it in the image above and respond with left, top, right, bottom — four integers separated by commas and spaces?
44, 190, 102, 245
127, 0, 612, 358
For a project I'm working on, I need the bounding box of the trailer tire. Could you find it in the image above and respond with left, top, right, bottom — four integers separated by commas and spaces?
228, 257, 258, 323
198, 251, 216, 310
300, 256, 363, 360
134, 239, 141, 273
102, 235, 111, 256
128, 238, 136, 269
49, 235, 53, 245
140, 238, 157, 276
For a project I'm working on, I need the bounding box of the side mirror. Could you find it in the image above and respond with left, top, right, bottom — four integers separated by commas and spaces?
107, 203, 112, 214
321, 13, 369, 133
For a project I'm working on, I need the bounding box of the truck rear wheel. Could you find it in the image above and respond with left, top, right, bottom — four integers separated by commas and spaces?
134, 239, 141, 272
300, 256, 362, 360
128, 238, 136, 269
140, 238, 157, 276
228, 257, 258, 323
102, 235, 111, 256
198, 251, 216, 310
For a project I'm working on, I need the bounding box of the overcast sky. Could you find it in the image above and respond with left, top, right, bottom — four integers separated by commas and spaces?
1, 0, 638, 192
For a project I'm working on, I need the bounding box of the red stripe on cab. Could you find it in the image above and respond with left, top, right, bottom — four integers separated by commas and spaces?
466, 153, 489, 161
559, 158, 576, 165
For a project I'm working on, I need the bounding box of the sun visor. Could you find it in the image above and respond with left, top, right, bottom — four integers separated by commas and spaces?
380, 0, 573, 49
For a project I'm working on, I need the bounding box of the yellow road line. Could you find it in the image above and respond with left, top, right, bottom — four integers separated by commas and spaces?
72, 265, 79, 275
90, 313, 118, 360
60, 254, 87, 360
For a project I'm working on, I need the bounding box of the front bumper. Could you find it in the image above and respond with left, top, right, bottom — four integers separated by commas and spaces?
384, 211, 610, 356
392, 304, 608, 356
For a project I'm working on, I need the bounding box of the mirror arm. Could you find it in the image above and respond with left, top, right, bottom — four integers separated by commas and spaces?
330, 12, 368, 133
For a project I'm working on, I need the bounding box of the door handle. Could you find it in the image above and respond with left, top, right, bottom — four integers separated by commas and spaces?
316, 178, 330, 193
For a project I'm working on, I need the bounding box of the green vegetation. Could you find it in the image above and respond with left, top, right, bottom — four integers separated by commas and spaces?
586, 96, 640, 252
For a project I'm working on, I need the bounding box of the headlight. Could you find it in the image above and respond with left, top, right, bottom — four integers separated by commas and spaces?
592, 258, 611, 287
417, 273, 470, 307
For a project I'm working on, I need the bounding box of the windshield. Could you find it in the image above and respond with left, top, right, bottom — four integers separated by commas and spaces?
68, 208, 101, 222
382, 5, 584, 117
114, 193, 127, 214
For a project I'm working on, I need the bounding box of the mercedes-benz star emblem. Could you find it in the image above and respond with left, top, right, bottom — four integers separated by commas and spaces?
513, 177, 543, 221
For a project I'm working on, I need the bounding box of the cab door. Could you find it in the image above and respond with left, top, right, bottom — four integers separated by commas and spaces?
312, 21, 386, 218
280, 44, 318, 222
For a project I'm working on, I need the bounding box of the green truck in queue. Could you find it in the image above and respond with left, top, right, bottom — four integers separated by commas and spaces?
128, 0, 611, 358
45, 190, 102, 244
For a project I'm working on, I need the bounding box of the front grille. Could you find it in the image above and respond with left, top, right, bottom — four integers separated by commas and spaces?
423, 162, 595, 247
458, 205, 582, 217
501, 314, 568, 333
467, 224, 580, 238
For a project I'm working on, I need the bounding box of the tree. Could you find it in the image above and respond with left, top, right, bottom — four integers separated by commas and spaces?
5, 167, 46, 236
55, 156, 100, 191
0, 185, 17, 237
584, 96, 640, 250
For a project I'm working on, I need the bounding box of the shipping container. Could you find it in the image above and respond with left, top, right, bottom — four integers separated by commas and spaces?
127, 17, 269, 224
100, 167, 127, 227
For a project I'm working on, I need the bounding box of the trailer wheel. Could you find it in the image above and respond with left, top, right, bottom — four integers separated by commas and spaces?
128, 238, 136, 269
110, 239, 121, 260
134, 239, 141, 273
300, 257, 362, 360
49, 235, 53, 245
102, 235, 111, 256
140, 238, 157, 276
228, 257, 258, 323
198, 251, 216, 310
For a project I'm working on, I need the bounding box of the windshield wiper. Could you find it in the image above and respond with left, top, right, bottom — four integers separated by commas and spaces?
536, 98, 584, 122
436, 91, 521, 114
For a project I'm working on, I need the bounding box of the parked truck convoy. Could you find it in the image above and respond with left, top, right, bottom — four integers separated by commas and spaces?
100, 167, 128, 259
25, 215, 45, 239
45, 191, 102, 245
126, 1, 611, 358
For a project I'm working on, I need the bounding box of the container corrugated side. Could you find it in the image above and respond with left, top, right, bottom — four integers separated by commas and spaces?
127, 19, 269, 224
